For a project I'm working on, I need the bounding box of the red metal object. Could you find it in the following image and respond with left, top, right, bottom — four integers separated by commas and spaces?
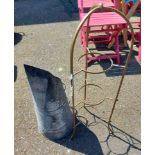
78, 0, 127, 64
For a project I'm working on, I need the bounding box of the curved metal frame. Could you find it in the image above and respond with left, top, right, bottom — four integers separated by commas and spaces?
78, 83, 106, 107
77, 52, 114, 74
70, 4, 134, 138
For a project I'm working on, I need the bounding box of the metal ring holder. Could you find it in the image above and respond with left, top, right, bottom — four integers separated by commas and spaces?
78, 83, 105, 106
77, 52, 114, 74
69, 4, 134, 139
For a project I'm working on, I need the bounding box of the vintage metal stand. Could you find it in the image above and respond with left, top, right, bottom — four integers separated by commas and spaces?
69, 4, 134, 139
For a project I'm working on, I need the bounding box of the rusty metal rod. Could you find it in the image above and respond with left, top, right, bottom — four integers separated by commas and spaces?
70, 4, 134, 138
69, 4, 103, 139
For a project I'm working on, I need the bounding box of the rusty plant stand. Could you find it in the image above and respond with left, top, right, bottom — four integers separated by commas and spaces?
69, 4, 134, 139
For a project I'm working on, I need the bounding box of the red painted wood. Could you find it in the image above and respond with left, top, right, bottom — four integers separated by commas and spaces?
81, 0, 114, 8
81, 12, 127, 27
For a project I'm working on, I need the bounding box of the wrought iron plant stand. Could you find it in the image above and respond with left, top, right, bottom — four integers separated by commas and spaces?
69, 4, 134, 139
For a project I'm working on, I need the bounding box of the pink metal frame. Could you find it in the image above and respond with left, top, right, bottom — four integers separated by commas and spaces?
77, 0, 127, 64
78, 0, 116, 45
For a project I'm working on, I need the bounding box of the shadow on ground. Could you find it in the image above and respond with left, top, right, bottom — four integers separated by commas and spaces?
87, 41, 141, 77
14, 32, 25, 45
15, 0, 78, 26
102, 51, 141, 77
83, 106, 141, 155
14, 65, 18, 82
47, 108, 141, 155
54, 123, 104, 155
23, 65, 140, 155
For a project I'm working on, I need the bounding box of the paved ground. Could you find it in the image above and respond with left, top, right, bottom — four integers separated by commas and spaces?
14, 0, 141, 154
